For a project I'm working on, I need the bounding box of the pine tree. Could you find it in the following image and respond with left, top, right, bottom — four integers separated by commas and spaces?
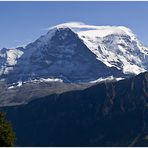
0, 112, 15, 146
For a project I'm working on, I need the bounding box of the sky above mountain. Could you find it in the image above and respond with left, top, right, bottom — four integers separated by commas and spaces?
0, 1, 148, 49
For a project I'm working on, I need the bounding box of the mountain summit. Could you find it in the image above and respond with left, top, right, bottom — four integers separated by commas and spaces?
54, 22, 148, 74
0, 22, 148, 84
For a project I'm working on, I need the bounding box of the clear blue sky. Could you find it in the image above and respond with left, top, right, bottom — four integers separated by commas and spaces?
0, 1, 148, 49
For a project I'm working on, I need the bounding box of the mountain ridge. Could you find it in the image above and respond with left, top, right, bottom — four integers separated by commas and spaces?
1, 71, 148, 146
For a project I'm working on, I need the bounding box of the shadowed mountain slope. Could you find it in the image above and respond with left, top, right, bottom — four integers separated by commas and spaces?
1, 72, 148, 146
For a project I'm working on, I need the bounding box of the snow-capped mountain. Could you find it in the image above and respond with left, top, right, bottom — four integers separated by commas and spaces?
55, 22, 148, 74
0, 22, 148, 84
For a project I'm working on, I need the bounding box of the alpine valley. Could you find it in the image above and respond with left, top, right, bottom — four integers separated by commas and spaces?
1, 22, 148, 146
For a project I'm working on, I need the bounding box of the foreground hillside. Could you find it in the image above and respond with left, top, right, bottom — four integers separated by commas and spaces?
1, 71, 148, 146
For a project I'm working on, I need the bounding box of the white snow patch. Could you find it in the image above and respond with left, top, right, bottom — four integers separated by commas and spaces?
17, 81, 23, 87
89, 76, 124, 84
6, 48, 23, 66
36, 78, 63, 83
8, 85, 15, 89
7, 78, 63, 89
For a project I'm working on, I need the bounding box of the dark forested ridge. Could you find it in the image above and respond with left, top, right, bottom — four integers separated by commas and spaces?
1, 72, 148, 146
